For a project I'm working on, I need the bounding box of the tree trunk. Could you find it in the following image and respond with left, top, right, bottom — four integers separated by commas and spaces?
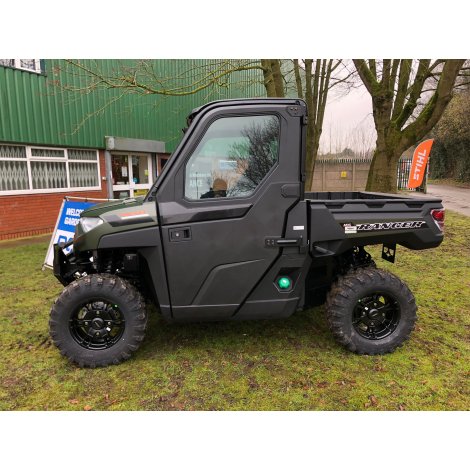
365, 147, 401, 192
304, 60, 314, 190
270, 60, 285, 98
366, 124, 405, 193
261, 59, 284, 98
261, 59, 277, 97
293, 59, 303, 99
365, 87, 400, 192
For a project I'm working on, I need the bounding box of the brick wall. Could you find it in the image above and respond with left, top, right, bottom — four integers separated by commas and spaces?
0, 151, 108, 240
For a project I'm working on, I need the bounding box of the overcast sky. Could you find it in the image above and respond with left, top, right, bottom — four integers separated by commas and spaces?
319, 81, 376, 154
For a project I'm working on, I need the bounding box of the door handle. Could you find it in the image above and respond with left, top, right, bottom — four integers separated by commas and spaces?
169, 227, 192, 242
265, 237, 302, 247
276, 238, 302, 246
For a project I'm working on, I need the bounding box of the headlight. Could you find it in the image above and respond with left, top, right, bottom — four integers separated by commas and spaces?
80, 217, 103, 233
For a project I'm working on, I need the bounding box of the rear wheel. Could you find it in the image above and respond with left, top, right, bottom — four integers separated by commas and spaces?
325, 267, 417, 354
49, 274, 147, 367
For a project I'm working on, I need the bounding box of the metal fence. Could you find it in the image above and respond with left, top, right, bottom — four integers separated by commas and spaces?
397, 157, 428, 193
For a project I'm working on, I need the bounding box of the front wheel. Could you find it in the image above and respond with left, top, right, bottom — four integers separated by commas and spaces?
49, 274, 147, 367
325, 267, 417, 355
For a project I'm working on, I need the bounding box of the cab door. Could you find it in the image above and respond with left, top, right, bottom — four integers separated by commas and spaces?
157, 102, 305, 320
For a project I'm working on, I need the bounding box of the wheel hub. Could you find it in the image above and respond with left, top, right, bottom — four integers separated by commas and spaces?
367, 308, 380, 318
92, 317, 104, 329
353, 293, 400, 340
69, 300, 126, 350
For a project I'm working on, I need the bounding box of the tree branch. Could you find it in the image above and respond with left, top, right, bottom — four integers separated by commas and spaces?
369, 59, 376, 79
353, 59, 379, 95
381, 59, 392, 89
401, 59, 466, 146
390, 59, 400, 94
393, 59, 431, 129
64, 59, 264, 97
391, 59, 412, 121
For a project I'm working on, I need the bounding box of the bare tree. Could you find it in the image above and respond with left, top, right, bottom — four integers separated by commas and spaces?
353, 59, 466, 192
291, 60, 356, 188
346, 125, 375, 159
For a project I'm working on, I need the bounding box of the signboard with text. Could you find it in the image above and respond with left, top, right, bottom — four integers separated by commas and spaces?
43, 199, 96, 268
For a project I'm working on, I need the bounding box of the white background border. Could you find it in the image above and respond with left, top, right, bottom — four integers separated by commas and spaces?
1, 1, 467, 468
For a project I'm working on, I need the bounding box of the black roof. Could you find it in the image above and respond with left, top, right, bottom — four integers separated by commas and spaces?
188, 97, 306, 121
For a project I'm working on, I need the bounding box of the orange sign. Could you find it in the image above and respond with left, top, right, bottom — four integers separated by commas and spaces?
407, 139, 434, 189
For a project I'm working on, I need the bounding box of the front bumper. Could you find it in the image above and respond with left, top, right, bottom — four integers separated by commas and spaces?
53, 244, 78, 286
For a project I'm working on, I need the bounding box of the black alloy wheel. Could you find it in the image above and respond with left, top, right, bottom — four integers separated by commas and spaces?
325, 267, 417, 355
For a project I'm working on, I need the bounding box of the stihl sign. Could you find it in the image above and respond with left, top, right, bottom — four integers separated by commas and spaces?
408, 139, 434, 189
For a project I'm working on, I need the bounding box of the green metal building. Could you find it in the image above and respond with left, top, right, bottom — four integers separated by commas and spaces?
0, 59, 264, 239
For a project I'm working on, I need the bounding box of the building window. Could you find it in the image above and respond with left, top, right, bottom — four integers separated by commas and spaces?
0, 59, 43, 74
0, 145, 100, 194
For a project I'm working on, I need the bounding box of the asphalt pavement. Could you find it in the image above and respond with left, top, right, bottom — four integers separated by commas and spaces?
406, 184, 470, 217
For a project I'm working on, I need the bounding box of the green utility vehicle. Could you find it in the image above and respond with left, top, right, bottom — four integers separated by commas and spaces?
51, 99, 445, 367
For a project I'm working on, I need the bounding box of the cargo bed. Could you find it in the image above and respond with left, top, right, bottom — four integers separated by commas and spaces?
306, 191, 444, 255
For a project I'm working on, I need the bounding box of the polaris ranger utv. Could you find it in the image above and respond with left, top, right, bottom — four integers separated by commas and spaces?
50, 98, 445, 367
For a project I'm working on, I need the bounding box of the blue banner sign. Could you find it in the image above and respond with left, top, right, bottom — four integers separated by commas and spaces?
57, 200, 95, 234
44, 199, 96, 268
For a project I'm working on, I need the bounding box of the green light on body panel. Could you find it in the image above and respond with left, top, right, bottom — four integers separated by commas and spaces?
278, 277, 291, 289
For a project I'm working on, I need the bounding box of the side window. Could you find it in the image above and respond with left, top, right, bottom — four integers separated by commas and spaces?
184, 115, 280, 200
